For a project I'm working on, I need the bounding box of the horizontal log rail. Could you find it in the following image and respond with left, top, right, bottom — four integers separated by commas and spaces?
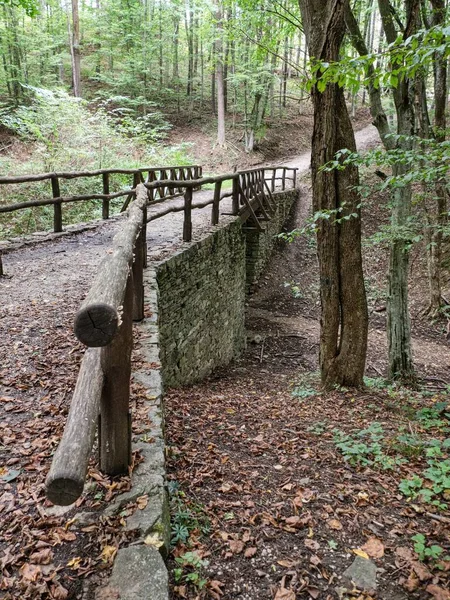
44, 162, 297, 506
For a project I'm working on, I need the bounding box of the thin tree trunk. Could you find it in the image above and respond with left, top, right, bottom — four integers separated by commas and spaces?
70, 0, 81, 97
379, 0, 419, 381
215, 4, 226, 146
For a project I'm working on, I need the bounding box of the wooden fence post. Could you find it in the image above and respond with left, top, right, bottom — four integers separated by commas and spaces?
232, 176, 239, 215
0, 252, 3, 277
183, 187, 193, 242
293, 169, 297, 188
51, 176, 62, 232
282, 168, 286, 190
212, 180, 222, 225
99, 275, 133, 475
102, 173, 110, 220
142, 204, 148, 269
271, 169, 276, 192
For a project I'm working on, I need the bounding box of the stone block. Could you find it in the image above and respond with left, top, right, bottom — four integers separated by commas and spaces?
98, 545, 168, 600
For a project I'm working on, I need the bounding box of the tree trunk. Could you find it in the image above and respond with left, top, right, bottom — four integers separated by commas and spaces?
70, 0, 81, 97
298, 0, 368, 389
216, 6, 226, 147
378, 0, 419, 381
426, 0, 448, 315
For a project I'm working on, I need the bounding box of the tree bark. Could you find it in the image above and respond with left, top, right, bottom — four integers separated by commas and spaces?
298, 0, 368, 389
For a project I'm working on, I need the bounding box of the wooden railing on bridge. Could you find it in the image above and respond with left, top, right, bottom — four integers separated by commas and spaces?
43, 163, 297, 505
0, 164, 202, 232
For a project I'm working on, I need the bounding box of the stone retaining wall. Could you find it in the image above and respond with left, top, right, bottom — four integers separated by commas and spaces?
156, 219, 247, 388
155, 188, 299, 389
245, 189, 298, 290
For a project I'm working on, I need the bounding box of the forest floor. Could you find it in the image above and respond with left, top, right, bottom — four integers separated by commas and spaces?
164, 132, 450, 599
1, 111, 450, 600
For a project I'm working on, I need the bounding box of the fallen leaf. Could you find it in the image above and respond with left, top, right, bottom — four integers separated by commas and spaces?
395, 547, 415, 562
208, 580, 224, 600
100, 545, 117, 563
229, 540, 244, 554
361, 537, 384, 559
244, 547, 257, 558
403, 572, 420, 592
304, 538, 320, 551
29, 548, 54, 564
144, 533, 164, 548
219, 483, 232, 493
50, 583, 69, 599
274, 587, 296, 600
426, 584, 450, 600
310, 554, 321, 566
67, 557, 82, 570
412, 561, 433, 582
20, 563, 41, 581
136, 495, 148, 510
0, 468, 21, 482
277, 559, 296, 568
327, 518, 343, 530
307, 587, 320, 599
353, 549, 369, 559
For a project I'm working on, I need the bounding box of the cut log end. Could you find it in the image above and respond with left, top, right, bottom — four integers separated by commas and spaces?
74, 303, 118, 347
45, 475, 84, 506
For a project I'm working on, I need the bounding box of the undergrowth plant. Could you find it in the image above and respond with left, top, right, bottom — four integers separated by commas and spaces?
333, 422, 406, 470
169, 485, 210, 547
412, 533, 450, 565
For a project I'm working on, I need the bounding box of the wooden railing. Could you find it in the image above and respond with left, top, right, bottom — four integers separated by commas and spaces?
144, 166, 297, 241
45, 187, 148, 506
44, 163, 297, 506
0, 165, 201, 232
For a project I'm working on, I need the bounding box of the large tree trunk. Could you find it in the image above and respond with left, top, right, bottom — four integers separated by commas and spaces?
298, 0, 368, 389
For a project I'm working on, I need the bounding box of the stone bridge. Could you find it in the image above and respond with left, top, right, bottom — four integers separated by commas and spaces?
0, 170, 299, 599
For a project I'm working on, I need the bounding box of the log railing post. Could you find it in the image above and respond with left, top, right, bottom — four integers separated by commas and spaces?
148, 171, 155, 202
232, 175, 239, 215
271, 169, 276, 192
132, 226, 145, 321
102, 172, 110, 220
212, 180, 222, 225
282, 168, 286, 190
183, 187, 193, 242
51, 176, 62, 232
99, 275, 133, 475
293, 168, 297, 188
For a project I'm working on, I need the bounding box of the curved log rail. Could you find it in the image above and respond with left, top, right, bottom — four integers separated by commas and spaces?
44, 163, 297, 506
143, 166, 297, 241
